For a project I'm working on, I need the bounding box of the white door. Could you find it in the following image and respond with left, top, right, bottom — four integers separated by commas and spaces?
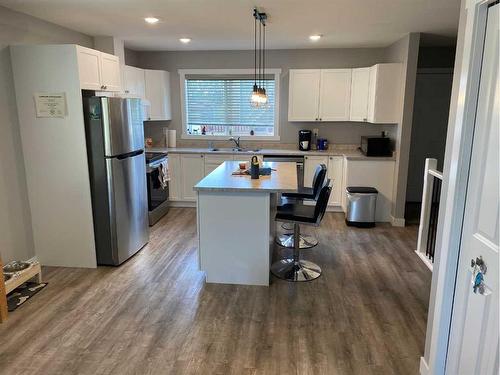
99, 52, 121, 91
204, 155, 234, 176
349, 67, 370, 122
367, 63, 402, 124
319, 69, 351, 121
288, 70, 321, 121
181, 154, 205, 201
327, 156, 344, 206
76, 46, 101, 90
447, 4, 499, 374
304, 156, 328, 188
168, 154, 181, 201
145, 69, 171, 121
123, 65, 145, 98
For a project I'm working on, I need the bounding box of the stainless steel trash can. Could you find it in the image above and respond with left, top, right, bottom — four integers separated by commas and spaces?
345, 187, 378, 227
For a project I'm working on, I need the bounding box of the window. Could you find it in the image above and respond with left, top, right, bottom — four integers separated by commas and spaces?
180, 69, 281, 140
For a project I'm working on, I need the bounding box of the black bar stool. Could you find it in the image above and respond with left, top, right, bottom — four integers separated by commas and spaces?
277, 164, 327, 249
271, 182, 332, 282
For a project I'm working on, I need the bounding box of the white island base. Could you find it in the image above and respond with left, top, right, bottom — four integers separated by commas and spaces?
195, 161, 297, 286
197, 191, 277, 286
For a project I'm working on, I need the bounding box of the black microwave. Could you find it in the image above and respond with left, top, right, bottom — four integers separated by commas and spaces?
360, 136, 392, 157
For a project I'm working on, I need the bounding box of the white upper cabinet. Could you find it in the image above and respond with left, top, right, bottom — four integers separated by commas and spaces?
288, 70, 321, 121
76, 46, 121, 92
289, 64, 401, 124
99, 53, 121, 91
144, 69, 172, 121
76, 47, 101, 90
122, 65, 146, 98
319, 69, 352, 121
367, 63, 402, 123
288, 69, 351, 122
349, 67, 371, 122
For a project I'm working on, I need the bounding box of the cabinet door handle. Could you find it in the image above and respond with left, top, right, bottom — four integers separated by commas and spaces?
305, 156, 308, 160
200, 155, 204, 158
363, 118, 367, 122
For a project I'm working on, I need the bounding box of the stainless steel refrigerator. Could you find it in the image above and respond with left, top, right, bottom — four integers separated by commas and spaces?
83, 96, 149, 265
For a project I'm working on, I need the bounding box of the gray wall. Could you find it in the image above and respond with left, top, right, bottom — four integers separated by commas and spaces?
384, 33, 421, 221
0, 5, 93, 263
406, 46, 455, 204
135, 48, 398, 146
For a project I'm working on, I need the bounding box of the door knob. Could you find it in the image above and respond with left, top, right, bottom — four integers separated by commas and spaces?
471, 256, 487, 295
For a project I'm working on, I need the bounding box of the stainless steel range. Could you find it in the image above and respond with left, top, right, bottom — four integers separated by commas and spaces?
145, 152, 169, 226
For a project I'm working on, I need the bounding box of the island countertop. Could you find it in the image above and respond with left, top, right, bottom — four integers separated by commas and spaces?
194, 161, 298, 193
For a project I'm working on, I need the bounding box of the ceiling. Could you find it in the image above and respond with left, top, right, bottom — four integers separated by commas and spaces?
0, 0, 460, 51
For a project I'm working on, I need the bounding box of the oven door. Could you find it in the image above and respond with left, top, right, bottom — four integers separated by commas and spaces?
146, 165, 169, 211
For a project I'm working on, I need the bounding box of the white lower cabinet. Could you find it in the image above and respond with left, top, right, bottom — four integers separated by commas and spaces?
168, 154, 181, 200
168, 152, 394, 222
304, 155, 329, 188
180, 154, 205, 201
304, 155, 343, 207
204, 155, 234, 176
343, 159, 395, 222
327, 156, 344, 206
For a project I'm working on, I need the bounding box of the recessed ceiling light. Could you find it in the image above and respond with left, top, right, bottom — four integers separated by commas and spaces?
309, 34, 322, 41
179, 38, 191, 44
144, 17, 159, 24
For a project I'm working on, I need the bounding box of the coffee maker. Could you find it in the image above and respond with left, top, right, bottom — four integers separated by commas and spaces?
299, 130, 312, 151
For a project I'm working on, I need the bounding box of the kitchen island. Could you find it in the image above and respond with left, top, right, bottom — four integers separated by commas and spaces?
194, 161, 297, 286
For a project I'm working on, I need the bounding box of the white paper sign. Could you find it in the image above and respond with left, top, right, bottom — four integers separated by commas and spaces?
34, 93, 67, 118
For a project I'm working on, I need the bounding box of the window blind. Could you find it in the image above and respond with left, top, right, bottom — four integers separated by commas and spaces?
185, 78, 275, 136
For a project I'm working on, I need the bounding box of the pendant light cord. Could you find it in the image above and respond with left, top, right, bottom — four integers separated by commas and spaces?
254, 17, 257, 87
263, 23, 266, 90
258, 19, 262, 90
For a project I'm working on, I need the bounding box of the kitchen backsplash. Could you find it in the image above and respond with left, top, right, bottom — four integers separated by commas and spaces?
144, 120, 397, 150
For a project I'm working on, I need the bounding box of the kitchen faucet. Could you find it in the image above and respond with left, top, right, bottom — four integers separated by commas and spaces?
229, 136, 242, 149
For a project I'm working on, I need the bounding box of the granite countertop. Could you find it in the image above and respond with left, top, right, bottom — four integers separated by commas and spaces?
146, 147, 396, 161
194, 161, 298, 193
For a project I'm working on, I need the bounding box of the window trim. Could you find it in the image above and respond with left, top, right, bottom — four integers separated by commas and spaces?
179, 68, 281, 141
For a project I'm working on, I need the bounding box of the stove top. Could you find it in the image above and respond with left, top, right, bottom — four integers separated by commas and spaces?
145, 152, 167, 164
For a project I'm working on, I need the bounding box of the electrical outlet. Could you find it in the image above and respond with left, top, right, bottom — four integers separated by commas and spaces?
313, 128, 319, 137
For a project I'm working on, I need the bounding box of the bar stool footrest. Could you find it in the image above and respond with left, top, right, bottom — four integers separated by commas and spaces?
276, 233, 318, 249
271, 259, 321, 281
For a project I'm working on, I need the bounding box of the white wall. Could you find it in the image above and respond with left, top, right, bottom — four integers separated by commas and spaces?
0, 5, 92, 263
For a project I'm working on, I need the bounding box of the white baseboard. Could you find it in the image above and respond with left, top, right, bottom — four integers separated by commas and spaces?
419, 357, 430, 375
415, 250, 434, 271
169, 200, 196, 208
391, 215, 406, 227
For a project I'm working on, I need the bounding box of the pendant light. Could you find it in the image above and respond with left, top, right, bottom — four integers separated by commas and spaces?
251, 8, 268, 107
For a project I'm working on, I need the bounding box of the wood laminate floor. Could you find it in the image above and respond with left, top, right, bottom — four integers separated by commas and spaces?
0, 209, 431, 375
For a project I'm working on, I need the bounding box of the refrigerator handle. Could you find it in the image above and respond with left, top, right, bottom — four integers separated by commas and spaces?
116, 150, 144, 160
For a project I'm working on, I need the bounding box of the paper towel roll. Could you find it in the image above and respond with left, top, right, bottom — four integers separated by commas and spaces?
168, 129, 176, 148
